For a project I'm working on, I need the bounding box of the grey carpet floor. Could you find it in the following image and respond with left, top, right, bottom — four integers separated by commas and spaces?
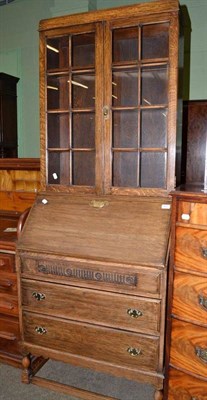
0, 360, 155, 399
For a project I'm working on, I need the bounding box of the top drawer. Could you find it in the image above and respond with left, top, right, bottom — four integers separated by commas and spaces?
177, 201, 207, 227
0, 253, 15, 273
18, 253, 164, 298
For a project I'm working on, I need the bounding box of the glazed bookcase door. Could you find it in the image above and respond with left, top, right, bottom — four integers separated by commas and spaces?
104, 15, 178, 195
40, 10, 178, 195
40, 23, 104, 193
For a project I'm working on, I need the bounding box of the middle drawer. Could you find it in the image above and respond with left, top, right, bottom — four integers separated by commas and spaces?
22, 279, 161, 335
172, 271, 207, 326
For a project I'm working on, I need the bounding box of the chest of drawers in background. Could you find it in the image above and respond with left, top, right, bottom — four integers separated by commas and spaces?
0, 213, 21, 367
0, 158, 40, 367
166, 187, 207, 399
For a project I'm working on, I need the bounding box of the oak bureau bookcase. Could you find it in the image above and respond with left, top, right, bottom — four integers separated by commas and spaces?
16, 1, 182, 399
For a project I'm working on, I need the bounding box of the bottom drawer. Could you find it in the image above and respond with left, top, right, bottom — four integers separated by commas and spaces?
170, 319, 207, 378
23, 311, 159, 372
0, 315, 21, 356
168, 368, 207, 400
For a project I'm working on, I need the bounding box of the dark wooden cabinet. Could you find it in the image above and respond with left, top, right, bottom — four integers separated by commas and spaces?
16, 1, 181, 399
182, 100, 207, 187
0, 73, 19, 158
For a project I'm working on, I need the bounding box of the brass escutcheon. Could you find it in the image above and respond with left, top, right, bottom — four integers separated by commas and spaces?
89, 200, 109, 209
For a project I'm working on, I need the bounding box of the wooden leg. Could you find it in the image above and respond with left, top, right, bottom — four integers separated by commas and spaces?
22, 354, 31, 384
154, 389, 163, 400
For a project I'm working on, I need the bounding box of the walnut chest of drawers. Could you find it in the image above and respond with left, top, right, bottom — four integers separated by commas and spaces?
17, 193, 171, 399
167, 186, 207, 400
0, 212, 21, 367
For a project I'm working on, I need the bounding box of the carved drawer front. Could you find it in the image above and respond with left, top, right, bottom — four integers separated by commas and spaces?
0, 254, 15, 273
172, 271, 207, 325
0, 315, 20, 355
23, 311, 160, 372
168, 367, 207, 400
0, 272, 17, 295
22, 279, 161, 335
20, 255, 163, 298
170, 319, 207, 378
177, 201, 207, 226
175, 227, 207, 273
0, 293, 18, 316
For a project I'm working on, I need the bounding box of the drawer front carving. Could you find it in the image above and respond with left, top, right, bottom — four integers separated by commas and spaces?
175, 227, 207, 273
0, 315, 20, 355
0, 272, 17, 295
0, 294, 18, 316
170, 319, 207, 378
168, 367, 207, 400
178, 202, 207, 227
0, 254, 15, 273
23, 311, 160, 372
22, 280, 161, 334
20, 255, 162, 297
172, 271, 207, 325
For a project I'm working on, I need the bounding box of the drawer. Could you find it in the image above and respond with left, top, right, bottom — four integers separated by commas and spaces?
172, 271, 207, 325
22, 279, 161, 335
0, 272, 17, 295
19, 254, 163, 298
23, 311, 160, 372
0, 254, 15, 272
175, 226, 207, 274
177, 201, 207, 226
168, 367, 207, 400
0, 293, 18, 316
0, 315, 20, 356
170, 319, 207, 378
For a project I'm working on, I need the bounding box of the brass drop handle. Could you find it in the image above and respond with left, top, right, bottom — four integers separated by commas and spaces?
32, 292, 46, 301
198, 294, 207, 310
35, 326, 47, 335
201, 247, 207, 258
127, 308, 143, 318
195, 346, 207, 363
127, 347, 141, 357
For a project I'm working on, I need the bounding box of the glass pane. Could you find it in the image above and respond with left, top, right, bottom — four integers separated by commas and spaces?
141, 23, 169, 59
112, 70, 138, 107
48, 113, 70, 148
141, 109, 167, 148
47, 37, 69, 70
113, 110, 138, 148
113, 27, 138, 63
47, 75, 69, 110
72, 151, 95, 186
72, 113, 95, 148
141, 66, 168, 106
48, 152, 70, 185
113, 152, 138, 187
72, 74, 95, 108
72, 33, 95, 68
140, 152, 166, 188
